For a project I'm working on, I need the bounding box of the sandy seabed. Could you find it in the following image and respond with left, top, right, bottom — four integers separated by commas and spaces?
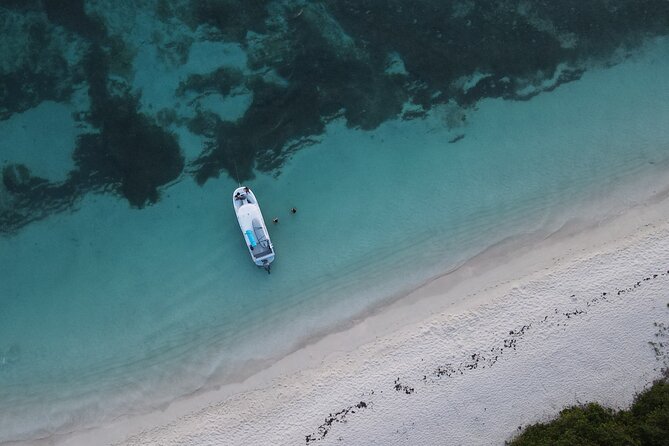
40, 173, 669, 446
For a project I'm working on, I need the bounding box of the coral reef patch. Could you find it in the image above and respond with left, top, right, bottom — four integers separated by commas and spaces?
75, 44, 184, 208
1, 0, 669, 233
0, 3, 184, 233
189, 0, 669, 183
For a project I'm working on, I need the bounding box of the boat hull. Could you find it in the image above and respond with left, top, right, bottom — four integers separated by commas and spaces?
232, 187, 275, 270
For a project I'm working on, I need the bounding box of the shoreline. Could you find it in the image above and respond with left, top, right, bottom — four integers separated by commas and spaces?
36, 165, 669, 446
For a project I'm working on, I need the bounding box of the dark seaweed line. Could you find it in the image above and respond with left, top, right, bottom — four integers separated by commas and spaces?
305, 401, 369, 444
304, 268, 669, 444
424, 269, 669, 382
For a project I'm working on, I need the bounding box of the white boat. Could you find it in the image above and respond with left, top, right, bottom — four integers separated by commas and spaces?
232, 186, 275, 273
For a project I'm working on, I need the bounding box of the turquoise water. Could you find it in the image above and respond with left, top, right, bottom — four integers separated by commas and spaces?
1, 2, 669, 442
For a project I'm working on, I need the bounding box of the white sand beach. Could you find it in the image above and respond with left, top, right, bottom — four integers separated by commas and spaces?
44, 171, 669, 446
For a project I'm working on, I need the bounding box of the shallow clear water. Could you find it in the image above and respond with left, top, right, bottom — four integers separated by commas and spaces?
1, 2, 669, 441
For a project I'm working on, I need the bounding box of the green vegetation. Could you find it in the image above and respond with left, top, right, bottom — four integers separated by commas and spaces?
508, 379, 669, 446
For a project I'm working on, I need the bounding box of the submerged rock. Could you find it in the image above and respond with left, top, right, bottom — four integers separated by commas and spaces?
2, 164, 33, 193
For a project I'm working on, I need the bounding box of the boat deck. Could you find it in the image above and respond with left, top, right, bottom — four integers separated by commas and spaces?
251, 219, 272, 259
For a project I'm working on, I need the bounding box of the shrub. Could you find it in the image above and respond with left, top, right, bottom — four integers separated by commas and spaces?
508, 380, 669, 446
